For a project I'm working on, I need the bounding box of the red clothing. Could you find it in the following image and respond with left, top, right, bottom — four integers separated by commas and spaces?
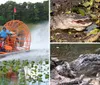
0, 41, 4, 49
0, 43, 2, 48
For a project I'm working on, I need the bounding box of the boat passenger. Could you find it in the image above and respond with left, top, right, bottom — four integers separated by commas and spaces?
0, 38, 5, 51
0, 40, 2, 51
0, 26, 11, 40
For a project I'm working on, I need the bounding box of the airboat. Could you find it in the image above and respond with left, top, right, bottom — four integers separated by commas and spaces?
0, 20, 31, 57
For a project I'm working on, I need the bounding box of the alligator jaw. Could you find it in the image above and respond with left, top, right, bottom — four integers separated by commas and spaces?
74, 27, 86, 31
51, 13, 92, 31
71, 19, 92, 31
72, 19, 92, 25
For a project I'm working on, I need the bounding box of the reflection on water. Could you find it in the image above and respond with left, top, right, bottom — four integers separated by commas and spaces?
51, 44, 100, 62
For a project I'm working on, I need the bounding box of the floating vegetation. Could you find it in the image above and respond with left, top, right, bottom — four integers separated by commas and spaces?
0, 59, 49, 85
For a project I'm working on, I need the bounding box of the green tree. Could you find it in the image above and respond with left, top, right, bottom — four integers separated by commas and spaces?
0, 0, 49, 25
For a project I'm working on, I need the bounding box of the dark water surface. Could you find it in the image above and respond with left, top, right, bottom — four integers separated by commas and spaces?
51, 44, 100, 62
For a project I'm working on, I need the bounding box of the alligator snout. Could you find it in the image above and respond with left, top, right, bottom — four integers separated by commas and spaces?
51, 13, 92, 31
72, 19, 92, 25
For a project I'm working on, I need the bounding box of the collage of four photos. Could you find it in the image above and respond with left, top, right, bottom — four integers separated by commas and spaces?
0, 0, 100, 85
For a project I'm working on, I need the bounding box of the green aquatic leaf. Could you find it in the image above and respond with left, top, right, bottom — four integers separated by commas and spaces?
37, 77, 43, 82
78, 8, 85, 16
71, 7, 79, 13
38, 74, 42, 77
31, 61, 35, 64
66, 11, 71, 14
90, 14, 97, 19
83, 2, 90, 7
87, 7, 91, 11
45, 60, 49, 64
15, 59, 21, 65
2, 61, 7, 66
96, 20, 100, 24
32, 80, 36, 84
83, 0, 93, 7
22, 60, 29, 66
45, 74, 49, 79
87, 28, 100, 36
39, 61, 42, 64
90, 0, 94, 6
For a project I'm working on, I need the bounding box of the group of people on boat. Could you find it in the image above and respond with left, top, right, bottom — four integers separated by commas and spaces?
0, 26, 26, 53
0, 26, 12, 52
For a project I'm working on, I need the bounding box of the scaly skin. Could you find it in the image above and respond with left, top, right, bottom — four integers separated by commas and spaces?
51, 13, 92, 31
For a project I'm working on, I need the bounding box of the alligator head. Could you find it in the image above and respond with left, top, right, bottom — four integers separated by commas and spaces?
51, 13, 92, 31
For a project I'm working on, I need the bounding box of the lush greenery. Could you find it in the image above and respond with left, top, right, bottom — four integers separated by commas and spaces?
0, 0, 49, 25
0, 59, 49, 85
71, 0, 100, 26
51, 0, 100, 26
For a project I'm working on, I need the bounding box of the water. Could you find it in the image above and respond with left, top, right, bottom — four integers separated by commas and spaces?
27, 21, 49, 50
0, 21, 49, 60
0, 21, 49, 85
0, 50, 49, 61
51, 44, 100, 62
24, 61, 49, 85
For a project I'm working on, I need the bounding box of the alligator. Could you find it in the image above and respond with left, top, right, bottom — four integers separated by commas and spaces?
51, 13, 92, 31
51, 54, 100, 77
51, 55, 100, 85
